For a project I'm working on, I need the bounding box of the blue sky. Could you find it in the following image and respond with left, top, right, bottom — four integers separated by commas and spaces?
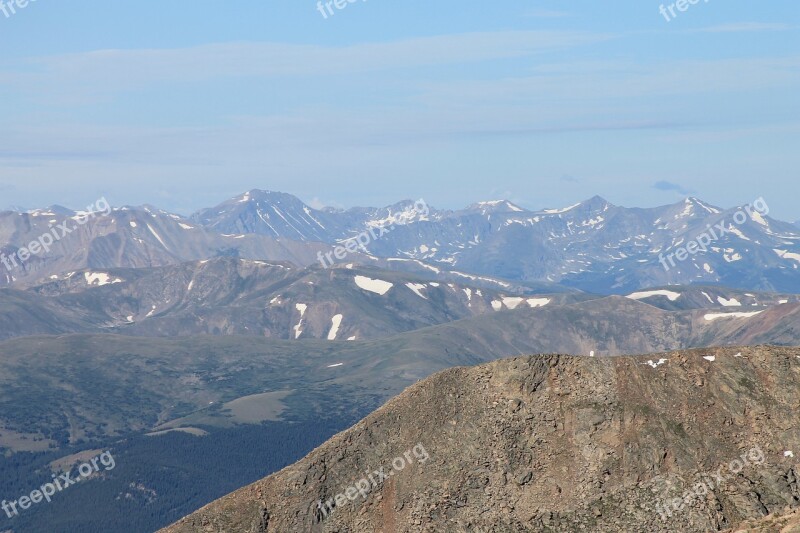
0, 0, 798, 220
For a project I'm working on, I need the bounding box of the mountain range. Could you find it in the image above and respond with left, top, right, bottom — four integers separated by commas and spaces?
1, 257, 799, 344
3, 191, 800, 294
2, 191, 800, 532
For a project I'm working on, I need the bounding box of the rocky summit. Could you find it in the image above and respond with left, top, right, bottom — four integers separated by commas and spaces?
161, 346, 800, 532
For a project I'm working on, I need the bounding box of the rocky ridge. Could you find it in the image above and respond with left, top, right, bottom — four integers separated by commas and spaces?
161, 346, 800, 532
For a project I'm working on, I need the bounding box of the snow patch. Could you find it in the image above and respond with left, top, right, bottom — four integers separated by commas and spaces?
627, 290, 681, 302
354, 276, 393, 295
502, 297, 524, 309
327, 314, 343, 340
405, 283, 428, 300
727, 226, 750, 241
704, 311, 763, 321
775, 249, 800, 263
293, 303, 307, 339
543, 202, 580, 214
527, 297, 551, 308
147, 224, 169, 250
84, 272, 122, 286
750, 211, 768, 226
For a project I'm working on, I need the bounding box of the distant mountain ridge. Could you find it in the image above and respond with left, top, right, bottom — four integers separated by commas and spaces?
2, 191, 800, 294
1, 258, 798, 343
5, 259, 525, 341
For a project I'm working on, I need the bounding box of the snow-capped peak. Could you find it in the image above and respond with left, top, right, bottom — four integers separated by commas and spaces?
468, 200, 526, 214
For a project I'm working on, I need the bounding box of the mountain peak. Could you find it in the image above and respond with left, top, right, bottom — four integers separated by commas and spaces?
581, 195, 612, 208
21, 205, 78, 218
190, 190, 338, 241
540, 196, 611, 215
665, 196, 722, 217
234, 189, 299, 204
467, 200, 526, 214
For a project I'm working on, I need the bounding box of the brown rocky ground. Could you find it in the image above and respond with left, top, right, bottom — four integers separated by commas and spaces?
161, 346, 800, 532
726, 508, 800, 532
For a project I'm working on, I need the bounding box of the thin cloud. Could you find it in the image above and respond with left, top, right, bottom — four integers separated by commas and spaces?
653, 181, 693, 195
450, 120, 688, 139
0, 31, 610, 105
686, 23, 794, 34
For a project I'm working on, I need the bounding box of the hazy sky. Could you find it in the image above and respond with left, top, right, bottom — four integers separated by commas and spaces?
0, 1, 798, 220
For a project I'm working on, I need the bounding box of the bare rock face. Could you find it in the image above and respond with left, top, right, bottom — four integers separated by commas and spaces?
737, 510, 800, 532
724, 507, 800, 532
160, 346, 800, 532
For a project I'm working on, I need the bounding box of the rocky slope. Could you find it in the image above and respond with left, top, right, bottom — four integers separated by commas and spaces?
0, 204, 330, 288
2, 257, 799, 342
0, 260, 570, 341
161, 346, 800, 533
727, 508, 800, 532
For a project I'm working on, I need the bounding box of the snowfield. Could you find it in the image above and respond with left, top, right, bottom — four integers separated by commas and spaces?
354, 276, 393, 295
627, 290, 681, 302
704, 311, 763, 321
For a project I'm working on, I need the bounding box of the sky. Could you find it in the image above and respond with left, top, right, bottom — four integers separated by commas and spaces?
0, 1, 798, 220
